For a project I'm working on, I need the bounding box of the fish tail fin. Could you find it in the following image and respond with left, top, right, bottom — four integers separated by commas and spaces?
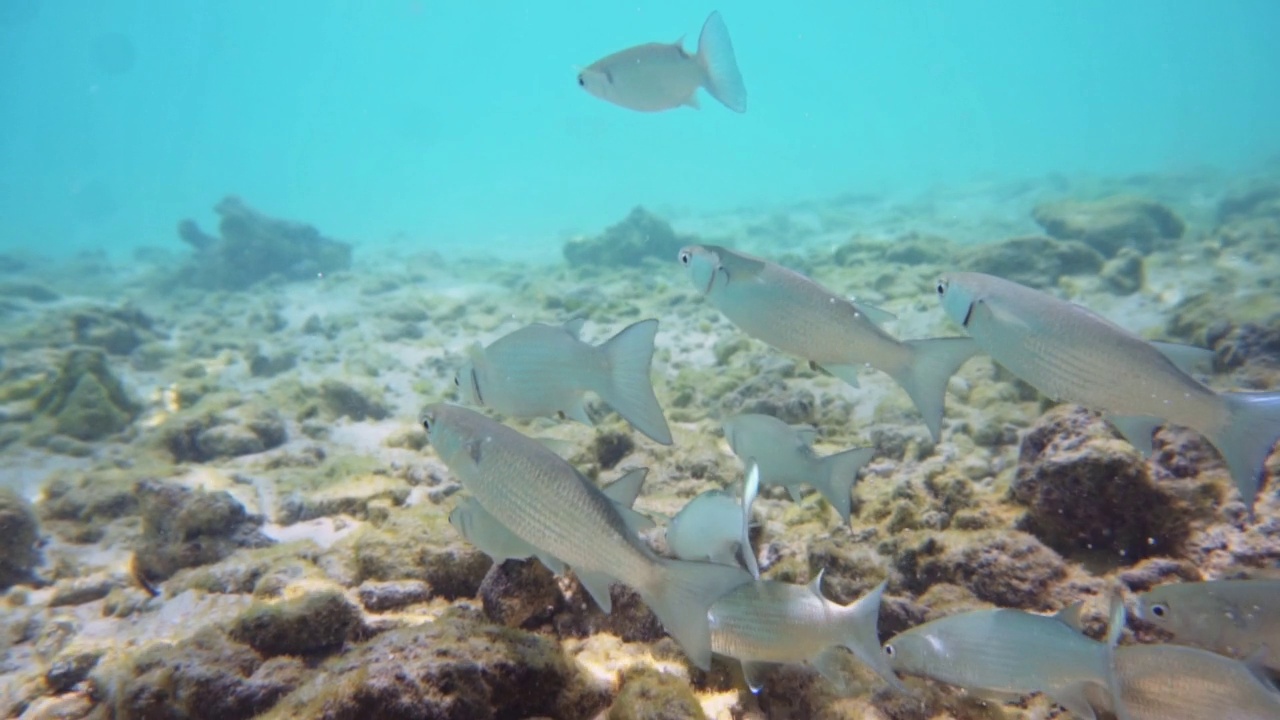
644, 558, 753, 670
1211, 391, 1280, 516
696, 11, 747, 113
837, 581, 911, 693
895, 337, 981, 442
815, 446, 876, 524
597, 319, 673, 445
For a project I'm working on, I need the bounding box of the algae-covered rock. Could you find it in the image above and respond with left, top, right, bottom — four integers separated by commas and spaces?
347, 508, 490, 599
959, 235, 1103, 288
264, 613, 602, 720
564, 206, 690, 267
355, 579, 432, 612
228, 589, 361, 657
1012, 406, 1197, 563
34, 348, 138, 441
1208, 314, 1280, 372
1032, 195, 1185, 255
316, 378, 391, 421
1099, 247, 1145, 295
480, 559, 564, 629
175, 196, 352, 290
133, 481, 269, 582
832, 232, 955, 267
93, 627, 305, 720
71, 304, 158, 356
608, 666, 706, 720
0, 487, 40, 589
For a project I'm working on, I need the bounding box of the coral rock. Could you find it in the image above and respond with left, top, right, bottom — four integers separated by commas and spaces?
1098, 247, 1145, 295
1032, 195, 1185, 255
0, 487, 40, 589
34, 348, 138, 441
229, 589, 362, 657
1012, 406, 1196, 563
608, 666, 706, 720
480, 559, 564, 629
960, 235, 1103, 288
564, 206, 690, 267
133, 481, 270, 582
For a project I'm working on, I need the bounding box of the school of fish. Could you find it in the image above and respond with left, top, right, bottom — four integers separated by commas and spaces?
418, 12, 1280, 719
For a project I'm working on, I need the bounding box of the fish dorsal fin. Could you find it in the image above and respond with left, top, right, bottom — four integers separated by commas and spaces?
850, 300, 897, 326
1054, 601, 1086, 632
576, 569, 615, 614
809, 568, 827, 598
793, 425, 819, 446
1150, 340, 1215, 376
1105, 589, 1127, 648
562, 317, 586, 339
602, 467, 647, 508
534, 436, 578, 459
740, 462, 761, 579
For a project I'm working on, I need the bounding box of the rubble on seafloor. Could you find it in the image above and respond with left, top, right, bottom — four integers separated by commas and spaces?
0, 175, 1278, 719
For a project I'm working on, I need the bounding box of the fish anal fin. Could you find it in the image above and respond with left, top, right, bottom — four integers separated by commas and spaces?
1054, 601, 1086, 632
536, 553, 566, 576
741, 660, 775, 693
564, 395, 593, 426
852, 301, 897, 326
576, 570, 615, 614
822, 364, 861, 388
683, 92, 701, 109
1107, 414, 1162, 458
601, 467, 647, 508
1047, 683, 1099, 720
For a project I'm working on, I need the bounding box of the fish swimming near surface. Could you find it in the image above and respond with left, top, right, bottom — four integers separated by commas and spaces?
1135, 579, 1280, 670
679, 245, 979, 441
666, 461, 761, 578
421, 403, 752, 669
455, 318, 673, 445
722, 413, 876, 524
935, 271, 1280, 513
709, 576, 907, 694
882, 594, 1133, 720
1112, 643, 1280, 720
577, 11, 747, 113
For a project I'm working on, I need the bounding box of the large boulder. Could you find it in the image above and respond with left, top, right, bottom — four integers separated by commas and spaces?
1032, 196, 1185, 255
564, 207, 690, 267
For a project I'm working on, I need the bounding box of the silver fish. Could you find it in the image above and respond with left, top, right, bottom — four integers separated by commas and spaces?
450, 465, 652, 575
709, 576, 907, 695
1113, 644, 1280, 720
1136, 579, 1280, 669
666, 461, 760, 578
421, 403, 752, 669
577, 11, 746, 113
455, 318, 672, 445
882, 596, 1132, 720
680, 245, 978, 441
935, 271, 1280, 512
722, 413, 875, 524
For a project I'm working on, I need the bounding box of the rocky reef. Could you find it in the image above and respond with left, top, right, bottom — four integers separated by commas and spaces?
0, 169, 1278, 720
176, 196, 352, 290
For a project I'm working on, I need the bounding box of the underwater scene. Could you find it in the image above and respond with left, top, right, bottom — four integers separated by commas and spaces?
3, 2, 1280, 719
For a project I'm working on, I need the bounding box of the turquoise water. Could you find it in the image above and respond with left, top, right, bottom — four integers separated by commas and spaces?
2, 1, 1278, 259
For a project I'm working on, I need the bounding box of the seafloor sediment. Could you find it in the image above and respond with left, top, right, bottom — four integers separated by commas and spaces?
0, 171, 1278, 720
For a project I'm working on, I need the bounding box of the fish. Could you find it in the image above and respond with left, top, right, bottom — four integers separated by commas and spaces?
882, 594, 1132, 720
1135, 579, 1280, 669
455, 318, 673, 445
934, 271, 1280, 512
666, 461, 761, 578
709, 576, 907, 694
722, 413, 876, 524
450, 465, 653, 575
577, 11, 747, 113
421, 403, 753, 669
1112, 644, 1280, 720
679, 245, 979, 441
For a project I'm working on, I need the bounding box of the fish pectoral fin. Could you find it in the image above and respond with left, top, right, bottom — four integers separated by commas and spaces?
562, 316, 587, 339
822, 364, 862, 388
451, 499, 540, 563
1106, 415, 1162, 458
740, 660, 776, 693
575, 570, 615, 614
1150, 340, 1215, 375
533, 436, 578, 459
1047, 683, 1099, 720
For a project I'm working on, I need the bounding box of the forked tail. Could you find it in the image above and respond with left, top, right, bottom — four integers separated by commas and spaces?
696, 11, 747, 113
816, 446, 877, 524
642, 558, 754, 670
895, 337, 981, 441
597, 319, 674, 445
1211, 390, 1280, 515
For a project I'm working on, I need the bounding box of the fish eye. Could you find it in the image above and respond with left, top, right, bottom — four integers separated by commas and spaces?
454, 376, 460, 386
577, 74, 585, 87
936, 279, 948, 295
1150, 603, 1168, 618
883, 644, 895, 657
678, 250, 691, 265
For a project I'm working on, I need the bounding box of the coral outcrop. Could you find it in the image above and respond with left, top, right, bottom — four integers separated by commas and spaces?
1032, 195, 1185, 255
0, 487, 39, 589
33, 348, 138, 441
564, 206, 691, 267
